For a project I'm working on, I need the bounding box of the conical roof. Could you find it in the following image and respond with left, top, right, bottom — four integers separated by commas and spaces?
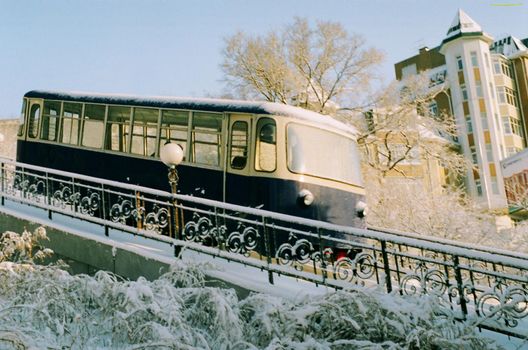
445, 9, 483, 39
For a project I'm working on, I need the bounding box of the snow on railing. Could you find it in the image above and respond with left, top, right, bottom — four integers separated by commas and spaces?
0, 157, 527, 338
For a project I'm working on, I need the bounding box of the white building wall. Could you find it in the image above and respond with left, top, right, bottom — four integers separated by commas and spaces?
442, 37, 508, 209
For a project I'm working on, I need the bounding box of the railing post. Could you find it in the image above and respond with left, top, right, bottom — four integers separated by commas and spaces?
101, 184, 109, 237
261, 216, 274, 285
172, 196, 182, 258
380, 240, 393, 293
46, 172, 52, 220
453, 255, 468, 318
0, 162, 4, 206
317, 228, 328, 284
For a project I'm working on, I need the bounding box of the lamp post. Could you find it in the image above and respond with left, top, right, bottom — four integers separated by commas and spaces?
160, 142, 184, 256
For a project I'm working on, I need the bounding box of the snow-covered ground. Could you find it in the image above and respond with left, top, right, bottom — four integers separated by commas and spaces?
0, 215, 525, 349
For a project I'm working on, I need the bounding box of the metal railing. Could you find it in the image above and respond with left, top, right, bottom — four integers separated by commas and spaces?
0, 158, 527, 338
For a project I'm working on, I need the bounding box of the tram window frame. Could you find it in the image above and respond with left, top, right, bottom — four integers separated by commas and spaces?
81, 103, 106, 149
159, 109, 189, 161
61, 102, 83, 146
41, 100, 62, 142
191, 112, 223, 167
28, 103, 41, 139
229, 121, 249, 169
131, 107, 160, 157
106, 106, 132, 153
255, 117, 277, 172
17, 99, 27, 137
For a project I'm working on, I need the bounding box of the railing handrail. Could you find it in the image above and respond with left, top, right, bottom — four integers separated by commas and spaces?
3, 156, 528, 270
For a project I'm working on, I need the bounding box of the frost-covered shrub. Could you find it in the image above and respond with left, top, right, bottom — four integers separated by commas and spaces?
0, 260, 505, 349
0, 226, 52, 263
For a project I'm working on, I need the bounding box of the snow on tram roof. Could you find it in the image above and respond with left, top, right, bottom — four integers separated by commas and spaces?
25, 90, 358, 136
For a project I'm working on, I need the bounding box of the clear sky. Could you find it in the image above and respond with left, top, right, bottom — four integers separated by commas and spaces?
1, 0, 527, 117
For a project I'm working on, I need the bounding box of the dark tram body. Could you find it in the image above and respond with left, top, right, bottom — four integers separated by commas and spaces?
16, 90, 367, 228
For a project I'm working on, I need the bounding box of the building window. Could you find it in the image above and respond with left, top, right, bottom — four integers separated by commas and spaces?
502, 116, 512, 134
475, 82, 483, 98
493, 59, 501, 75
510, 116, 522, 137
429, 101, 438, 117
486, 143, 493, 162
470, 51, 478, 67
497, 87, 506, 104
460, 84, 468, 101
466, 115, 473, 133
491, 176, 500, 195
475, 178, 483, 196
470, 145, 478, 164
480, 113, 488, 130
501, 60, 513, 78
456, 56, 463, 70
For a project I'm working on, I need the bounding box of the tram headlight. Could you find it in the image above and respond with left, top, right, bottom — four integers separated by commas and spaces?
356, 201, 368, 218
298, 189, 314, 206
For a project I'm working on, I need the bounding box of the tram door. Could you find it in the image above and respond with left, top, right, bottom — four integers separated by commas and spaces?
224, 115, 252, 206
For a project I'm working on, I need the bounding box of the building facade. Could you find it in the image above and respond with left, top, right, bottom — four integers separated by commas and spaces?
395, 9, 528, 213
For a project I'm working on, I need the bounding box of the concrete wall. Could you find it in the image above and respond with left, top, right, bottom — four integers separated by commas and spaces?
0, 212, 171, 280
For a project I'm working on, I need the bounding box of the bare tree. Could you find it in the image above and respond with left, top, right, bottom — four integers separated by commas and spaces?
221, 18, 383, 114
343, 73, 468, 179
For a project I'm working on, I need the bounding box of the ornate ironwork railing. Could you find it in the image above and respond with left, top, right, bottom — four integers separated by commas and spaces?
0, 158, 527, 338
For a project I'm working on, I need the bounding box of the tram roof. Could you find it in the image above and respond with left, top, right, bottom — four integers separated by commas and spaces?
25, 90, 358, 136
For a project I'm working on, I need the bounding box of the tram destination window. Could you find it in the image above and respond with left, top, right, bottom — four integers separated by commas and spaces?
191, 112, 223, 166
160, 110, 189, 160
131, 108, 159, 157
82, 104, 105, 149
230, 121, 248, 169
41, 100, 61, 141
106, 106, 131, 153
287, 123, 362, 185
255, 118, 276, 172
28, 103, 41, 139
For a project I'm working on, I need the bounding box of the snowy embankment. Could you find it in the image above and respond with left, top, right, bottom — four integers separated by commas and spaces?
0, 229, 509, 349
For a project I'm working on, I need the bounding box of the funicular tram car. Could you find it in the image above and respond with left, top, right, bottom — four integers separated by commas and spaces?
16, 90, 367, 251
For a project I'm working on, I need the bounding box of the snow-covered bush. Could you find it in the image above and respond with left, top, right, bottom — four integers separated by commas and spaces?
0, 258, 505, 349
0, 226, 52, 263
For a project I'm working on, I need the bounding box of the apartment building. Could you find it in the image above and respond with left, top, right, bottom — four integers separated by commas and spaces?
394, 9, 528, 214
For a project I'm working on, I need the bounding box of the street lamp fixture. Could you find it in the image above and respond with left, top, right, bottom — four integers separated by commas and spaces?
160, 142, 184, 253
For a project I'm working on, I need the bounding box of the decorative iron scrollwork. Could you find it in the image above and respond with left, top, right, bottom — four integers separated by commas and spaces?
333, 252, 376, 282
477, 280, 528, 328
400, 262, 448, 296
275, 233, 318, 268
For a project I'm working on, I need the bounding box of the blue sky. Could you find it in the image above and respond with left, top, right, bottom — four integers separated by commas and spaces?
1, 0, 527, 117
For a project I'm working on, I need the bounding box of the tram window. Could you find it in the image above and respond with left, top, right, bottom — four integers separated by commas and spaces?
17, 99, 27, 137
41, 101, 61, 141
106, 106, 131, 152
160, 110, 188, 160
255, 118, 276, 172
61, 102, 82, 145
131, 108, 159, 157
82, 104, 105, 149
28, 104, 41, 139
191, 112, 223, 166
230, 121, 248, 169
287, 123, 363, 185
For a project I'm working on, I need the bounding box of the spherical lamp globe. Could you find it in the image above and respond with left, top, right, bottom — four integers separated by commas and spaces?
160, 143, 184, 168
